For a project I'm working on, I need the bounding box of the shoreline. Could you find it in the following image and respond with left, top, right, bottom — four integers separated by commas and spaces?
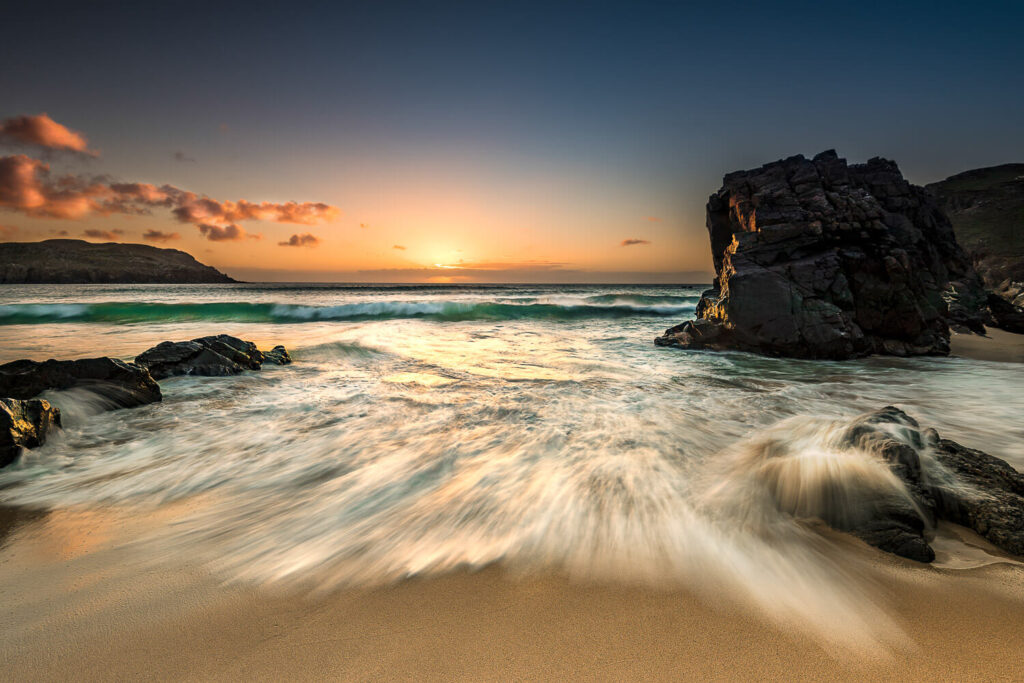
950, 327, 1024, 363
2, 508, 1023, 681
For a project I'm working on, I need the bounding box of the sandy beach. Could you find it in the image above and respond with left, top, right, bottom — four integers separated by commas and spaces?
951, 327, 1024, 363
1, 507, 1023, 682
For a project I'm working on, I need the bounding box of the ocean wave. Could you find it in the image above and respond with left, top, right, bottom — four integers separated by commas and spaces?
0, 300, 695, 324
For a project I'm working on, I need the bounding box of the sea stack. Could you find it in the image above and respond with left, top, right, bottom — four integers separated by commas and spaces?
657, 150, 987, 359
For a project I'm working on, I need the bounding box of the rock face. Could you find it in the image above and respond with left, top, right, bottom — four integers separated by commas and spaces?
135, 335, 292, 379
0, 239, 235, 284
657, 151, 988, 358
834, 406, 1024, 561
0, 398, 61, 467
0, 357, 162, 408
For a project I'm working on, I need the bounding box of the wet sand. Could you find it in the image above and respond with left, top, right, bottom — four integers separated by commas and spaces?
2, 510, 1023, 682
951, 327, 1024, 363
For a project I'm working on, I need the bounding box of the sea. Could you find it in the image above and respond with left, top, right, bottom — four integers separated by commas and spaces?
1, 283, 1022, 644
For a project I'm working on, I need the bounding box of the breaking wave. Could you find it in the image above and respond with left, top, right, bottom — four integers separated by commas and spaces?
0, 299, 695, 324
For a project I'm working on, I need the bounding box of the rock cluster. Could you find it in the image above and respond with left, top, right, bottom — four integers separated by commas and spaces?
1, 398, 61, 467
829, 407, 1022, 561
0, 335, 291, 467
657, 150, 988, 358
135, 335, 292, 379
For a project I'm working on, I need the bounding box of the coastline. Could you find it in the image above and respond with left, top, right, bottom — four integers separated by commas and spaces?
2, 508, 1023, 681
951, 327, 1024, 363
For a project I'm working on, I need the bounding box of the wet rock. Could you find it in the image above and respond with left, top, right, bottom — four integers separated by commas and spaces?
263, 345, 292, 365
135, 335, 291, 379
836, 406, 1024, 561
1, 398, 61, 467
0, 357, 161, 408
658, 150, 988, 358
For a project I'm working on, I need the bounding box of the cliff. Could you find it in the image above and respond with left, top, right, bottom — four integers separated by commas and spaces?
0, 239, 236, 284
657, 150, 985, 359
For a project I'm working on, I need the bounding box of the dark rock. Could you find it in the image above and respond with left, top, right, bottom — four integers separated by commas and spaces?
986, 292, 1024, 334
657, 151, 989, 358
0, 239, 236, 284
1, 398, 62, 467
833, 406, 1024, 561
263, 345, 292, 365
0, 357, 161, 408
135, 335, 291, 379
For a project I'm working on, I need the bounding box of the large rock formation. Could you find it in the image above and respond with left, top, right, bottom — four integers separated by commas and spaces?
135, 335, 292, 380
926, 163, 1024, 331
0, 357, 162, 408
0, 239, 235, 284
1, 398, 61, 467
657, 151, 988, 358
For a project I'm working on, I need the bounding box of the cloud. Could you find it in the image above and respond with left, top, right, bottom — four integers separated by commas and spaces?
645, 216, 661, 222
173, 151, 196, 163
0, 114, 96, 155
359, 223, 369, 228
392, 244, 406, 250
82, 228, 123, 240
620, 238, 651, 247
142, 229, 180, 243
0, 154, 341, 228
278, 233, 320, 247
198, 223, 247, 241
0, 224, 17, 239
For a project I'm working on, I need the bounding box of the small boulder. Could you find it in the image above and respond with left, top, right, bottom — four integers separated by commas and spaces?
0, 357, 162, 408
1, 398, 61, 467
263, 345, 292, 365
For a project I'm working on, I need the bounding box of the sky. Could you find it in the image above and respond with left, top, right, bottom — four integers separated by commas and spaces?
1, 0, 1022, 283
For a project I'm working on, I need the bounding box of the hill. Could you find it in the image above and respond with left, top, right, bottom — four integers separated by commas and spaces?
927, 164, 1024, 305
0, 239, 236, 284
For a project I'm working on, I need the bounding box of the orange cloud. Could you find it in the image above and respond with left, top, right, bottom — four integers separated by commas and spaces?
0, 224, 18, 239
392, 244, 406, 250
645, 216, 661, 222
142, 229, 180, 243
0, 114, 96, 155
621, 238, 651, 246
278, 233, 320, 247
0, 154, 341, 229
0, 155, 111, 218
198, 223, 247, 241
83, 228, 124, 240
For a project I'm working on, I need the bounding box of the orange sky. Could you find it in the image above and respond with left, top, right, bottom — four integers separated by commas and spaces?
0, 114, 714, 283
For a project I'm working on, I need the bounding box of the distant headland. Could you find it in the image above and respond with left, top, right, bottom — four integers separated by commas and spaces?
0, 239, 235, 284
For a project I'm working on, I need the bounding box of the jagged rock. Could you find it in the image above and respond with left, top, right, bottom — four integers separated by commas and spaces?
0, 398, 61, 467
0, 357, 161, 408
836, 406, 1024, 560
263, 345, 292, 365
657, 151, 989, 358
135, 335, 290, 379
